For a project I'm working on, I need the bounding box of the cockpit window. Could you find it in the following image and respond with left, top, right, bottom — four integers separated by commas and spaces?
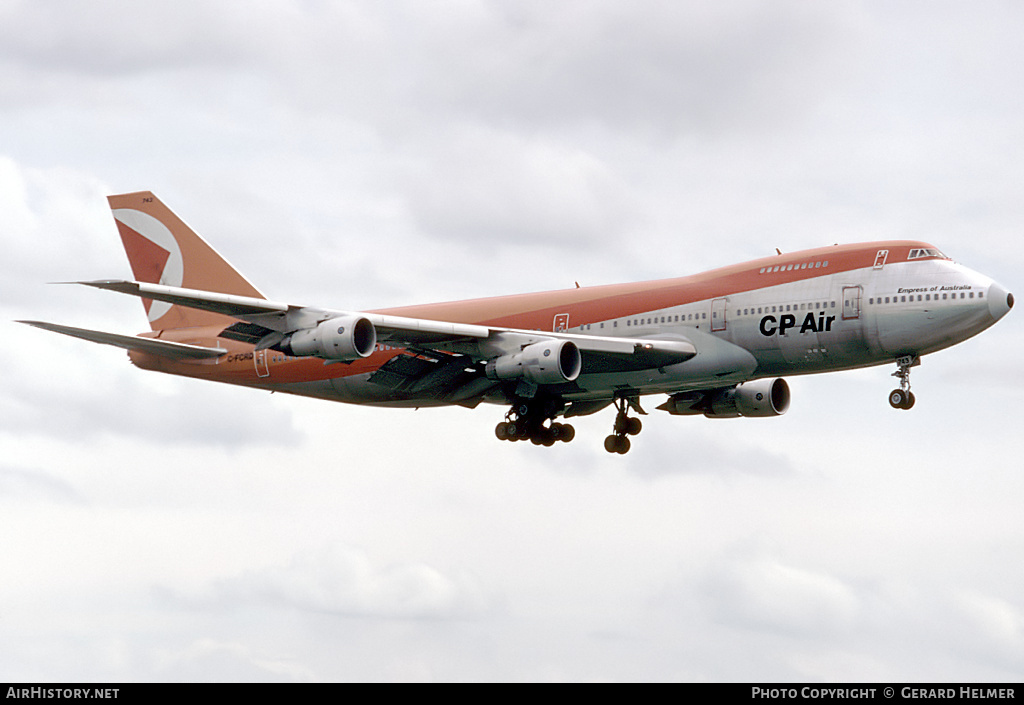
908, 248, 947, 260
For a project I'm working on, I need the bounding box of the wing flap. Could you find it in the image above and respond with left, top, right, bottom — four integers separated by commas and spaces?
18, 321, 226, 360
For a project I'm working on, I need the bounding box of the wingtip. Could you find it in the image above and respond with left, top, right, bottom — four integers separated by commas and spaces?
43, 279, 131, 288
16, 320, 59, 333
77, 279, 138, 292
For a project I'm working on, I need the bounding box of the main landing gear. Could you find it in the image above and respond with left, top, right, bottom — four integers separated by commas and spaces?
495, 398, 575, 446
604, 397, 644, 454
494, 395, 646, 453
888, 354, 918, 410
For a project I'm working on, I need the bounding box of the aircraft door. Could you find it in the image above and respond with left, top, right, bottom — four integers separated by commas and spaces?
553, 313, 569, 332
843, 286, 862, 320
254, 349, 270, 378
823, 285, 870, 363
711, 298, 727, 332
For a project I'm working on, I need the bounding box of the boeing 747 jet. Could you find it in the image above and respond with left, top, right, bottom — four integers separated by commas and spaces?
21, 192, 1013, 453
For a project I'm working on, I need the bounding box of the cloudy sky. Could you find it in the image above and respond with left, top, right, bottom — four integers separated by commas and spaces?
2, 0, 1023, 682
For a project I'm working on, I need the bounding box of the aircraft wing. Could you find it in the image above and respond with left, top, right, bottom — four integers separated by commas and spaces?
77, 280, 698, 369
79, 280, 491, 345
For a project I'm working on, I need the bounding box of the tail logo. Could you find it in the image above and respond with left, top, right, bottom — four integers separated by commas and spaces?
111, 208, 184, 322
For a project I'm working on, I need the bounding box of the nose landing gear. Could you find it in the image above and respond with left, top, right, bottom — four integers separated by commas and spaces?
889, 354, 918, 410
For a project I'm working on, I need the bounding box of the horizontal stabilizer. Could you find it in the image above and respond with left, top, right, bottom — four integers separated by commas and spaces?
18, 320, 226, 360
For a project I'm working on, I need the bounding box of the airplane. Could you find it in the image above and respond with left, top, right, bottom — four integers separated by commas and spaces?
20, 191, 1013, 454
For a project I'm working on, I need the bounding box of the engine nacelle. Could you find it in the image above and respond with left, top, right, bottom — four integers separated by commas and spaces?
706, 378, 790, 418
278, 315, 377, 360
485, 340, 582, 385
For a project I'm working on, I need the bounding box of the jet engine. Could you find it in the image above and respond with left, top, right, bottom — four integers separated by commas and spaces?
660, 378, 790, 418
277, 315, 377, 361
707, 378, 790, 418
485, 340, 582, 385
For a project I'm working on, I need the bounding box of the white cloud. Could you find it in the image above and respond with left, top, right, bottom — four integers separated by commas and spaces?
948, 591, 1024, 670
404, 129, 638, 246
0, 465, 85, 505
154, 639, 316, 683
704, 551, 860, 638
173, 543, 488, 620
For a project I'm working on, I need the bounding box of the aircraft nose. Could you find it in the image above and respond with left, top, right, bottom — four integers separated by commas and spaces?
988, 281, 1014, 321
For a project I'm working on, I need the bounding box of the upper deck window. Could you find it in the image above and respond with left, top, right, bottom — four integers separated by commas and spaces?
908, 248, 947, 260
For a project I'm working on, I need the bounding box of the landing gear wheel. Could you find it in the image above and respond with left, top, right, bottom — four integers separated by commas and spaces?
604, 434, 631, 454
604, 435, 615, 453
888, 389, 907, 409
888, 389, 917, 410
626, 417, 642, 436
549, 423, 575, 443
495, 422, 511, 440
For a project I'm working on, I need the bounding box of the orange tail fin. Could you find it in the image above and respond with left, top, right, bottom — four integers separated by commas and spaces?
107, 191, 265, 331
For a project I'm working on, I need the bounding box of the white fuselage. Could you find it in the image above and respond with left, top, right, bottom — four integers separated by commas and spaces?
555, 258, 1008, 401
